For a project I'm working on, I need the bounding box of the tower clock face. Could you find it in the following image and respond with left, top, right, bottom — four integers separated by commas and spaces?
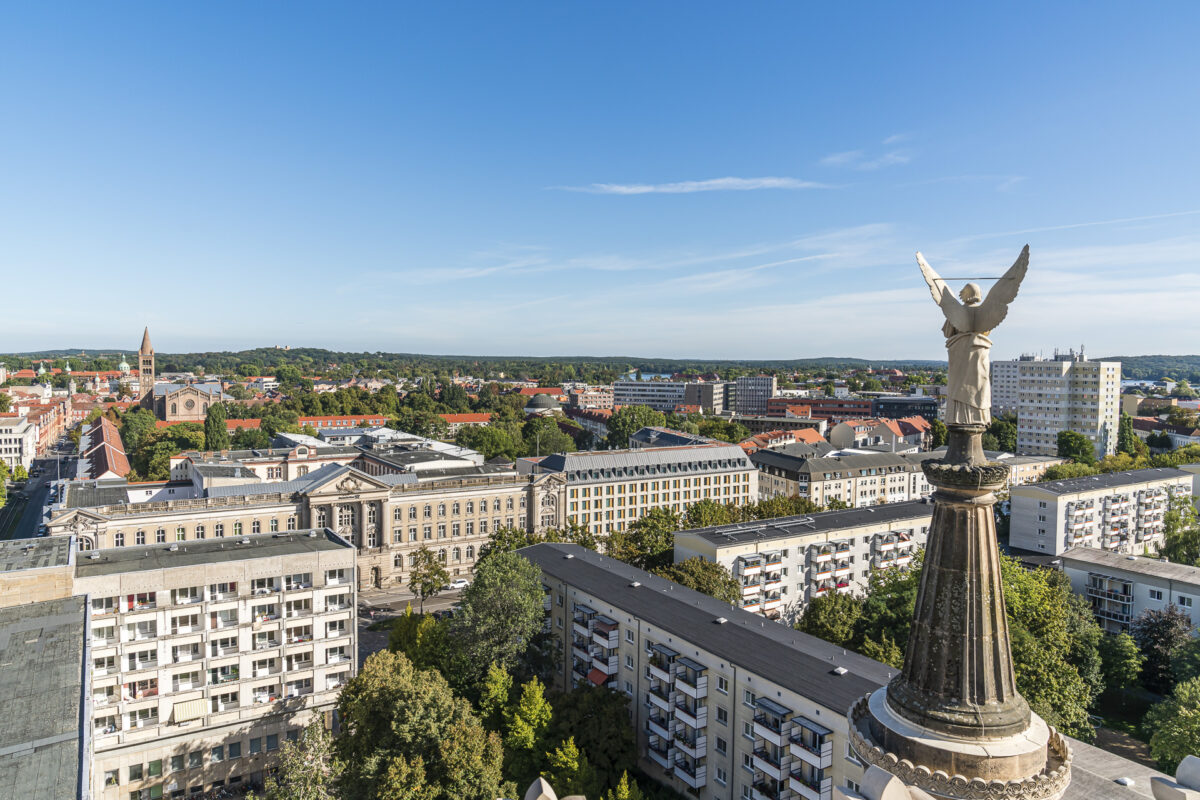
185, 399, 196, 411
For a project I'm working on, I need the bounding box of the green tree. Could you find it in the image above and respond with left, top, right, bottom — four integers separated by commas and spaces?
259, 720, 342, 800
605, 405, 666, 449
652, 557, 740, 604
547, 687, 637, 792
478, 663, 513, 732
13, 464, 27, 482
387, 604, 446, 670
504, 678, 554, 783
1130, 604, 1195, 694
1099, 632, 1144, 692
1171, 636, 1200, 685
336, 651, 504, 800
858, 633, 904, 668
930, 418, 948, 449
601, 772, 645, 800
0, 394, 10, 413
204, 403, 231, 451
1116, 413, 1145, 458
231, 426, 272, 449
455, 425, 520, 461
796, 591, 864, 648
605, 507, 680, 570
1146, 676, 1200, 773
986, 418, 1017, 453
1057, 430, 1097, 464
1160, 494, 1200, 566
119, 406, 158, 452
695, 418, 750, 443
408, 547, 449, 613
542, 737, 599, 799
521, 416, 576, 457
682, 499, 737, 529
447, 551, 544, 689
1041, 462, 1101, 481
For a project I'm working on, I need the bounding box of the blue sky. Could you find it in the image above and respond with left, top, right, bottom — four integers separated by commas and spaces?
3, 2, 1199, 359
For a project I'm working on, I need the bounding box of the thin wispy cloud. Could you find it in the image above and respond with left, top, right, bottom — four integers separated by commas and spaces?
901, 174, 1027, 192
553, 176, 828, 194
819, 148, 911, 170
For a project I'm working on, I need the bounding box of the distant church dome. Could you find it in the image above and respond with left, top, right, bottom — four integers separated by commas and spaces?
524, 393, 562, 414
119, 359, 130, 373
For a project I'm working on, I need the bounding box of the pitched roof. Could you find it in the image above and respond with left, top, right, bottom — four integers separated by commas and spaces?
139, 326, 153, 355
438, 413, 492, 424
518, 387, 564, 396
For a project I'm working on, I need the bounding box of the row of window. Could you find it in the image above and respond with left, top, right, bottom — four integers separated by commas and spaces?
105, 729, 298, 789
110, 518, 297, 547
568, 474, 750, 498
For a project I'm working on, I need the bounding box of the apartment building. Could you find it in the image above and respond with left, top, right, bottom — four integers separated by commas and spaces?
1000, 351, 1121, 458
48, 445, 567, 590
729, 415, 827, 436
826, 417, 931, 453
613, 381, 733, 414
517, 445, 757, 538
0, 595, 90, 799
0, 413, 37, 469
568, 386, 615, 410
76, 529, 357, 800
1060, 547, 1200, 634
526, 542, 893, 800
734, 375, 777, 416
990, 358, 1021, 416
870, 395, 939, 423
750, 449, 935, 508
1008, 467, 1193, 556
673, 501, 932, 622
794, 398, 873, 424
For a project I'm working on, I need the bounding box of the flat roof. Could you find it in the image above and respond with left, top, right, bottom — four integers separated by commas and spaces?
0, 537, 73, 573
521, 542, 895, 715
677, 499, 933, 547
75, 529, 352, 577
1060, 546, 1200, 585
1016, 467, 1192, 496
0, 596, 87, 799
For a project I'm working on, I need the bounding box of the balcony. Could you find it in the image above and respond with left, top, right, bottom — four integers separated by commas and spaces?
673, 701, 706, 729
742, 582, 763, 597
1087, 586, 1132, 602
762, 573, 783, 590
591, 654, 618, 676
647, 715, 671, 739
673, 758, 706, 789
740, 561, 764, 577
572, 619, 591, 638
673, 730, 706, 759
789, 735, 833, 769
647, 685, 672, 712
762, 595, 783, 612
592, 619, 619, 649
675, 672, 707, 699
648, 658, 673, 684
647, 743, 673, 771
742, 600, 762, 613
832, 564, 852, 578
572, 643, 590, 662
753, 717, 786, 747
751, 780, 783, 800
812, 550, 833, 564
789, 773, 832, 800
752, 748, 784, 781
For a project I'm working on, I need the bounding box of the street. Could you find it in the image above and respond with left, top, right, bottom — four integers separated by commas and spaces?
3, 444, 74, 540
355, 586, 465, 665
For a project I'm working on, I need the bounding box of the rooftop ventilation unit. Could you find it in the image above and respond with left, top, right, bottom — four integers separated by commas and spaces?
832, 666, 848, 676
630, 581, 641, 587
714, 617, 727, 624
169, 544, 179, 551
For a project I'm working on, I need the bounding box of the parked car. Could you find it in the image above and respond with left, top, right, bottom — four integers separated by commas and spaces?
446, 578, 470, 591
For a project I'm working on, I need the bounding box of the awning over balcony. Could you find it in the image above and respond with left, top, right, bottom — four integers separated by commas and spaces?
587, 668, 609, 686
172, 698, 207, 723
792, 716, 832, 737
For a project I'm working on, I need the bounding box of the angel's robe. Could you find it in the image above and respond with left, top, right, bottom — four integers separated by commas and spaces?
943, 320, 992, 426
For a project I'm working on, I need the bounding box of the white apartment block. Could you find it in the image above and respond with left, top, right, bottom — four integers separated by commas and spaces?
526, 542, 890, 800
516, 445, 758, 538
76, 529, 358, 800
989, 358, 1021, 416
1060, 546, 1200, 634
750, 450, 934, 508
1003, 351, 1121, 459
0, 414, 37, 469
1008, 467, 1193, 556
735, 375, 778, 416
613, 381, 690, 412
673, 501, 932, 622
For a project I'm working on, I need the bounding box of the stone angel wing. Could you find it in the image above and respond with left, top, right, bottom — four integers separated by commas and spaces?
916, 251, 971, 332
974, 245, 1030, 331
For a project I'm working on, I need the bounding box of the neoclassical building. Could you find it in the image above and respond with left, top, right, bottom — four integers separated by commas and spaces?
47, 442, 567, 589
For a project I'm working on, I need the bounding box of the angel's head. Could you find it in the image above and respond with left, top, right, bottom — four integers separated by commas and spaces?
959, 282, 983, 306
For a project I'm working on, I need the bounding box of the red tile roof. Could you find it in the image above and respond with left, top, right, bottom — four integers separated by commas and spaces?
438, 413, 493, 424
517, 387, 564, 396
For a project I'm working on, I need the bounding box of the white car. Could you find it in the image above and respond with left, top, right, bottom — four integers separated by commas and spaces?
446, 578, 470, 590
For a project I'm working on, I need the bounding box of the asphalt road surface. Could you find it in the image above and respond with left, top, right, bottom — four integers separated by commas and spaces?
355, 588, 464, 664
6, 451, 73, 540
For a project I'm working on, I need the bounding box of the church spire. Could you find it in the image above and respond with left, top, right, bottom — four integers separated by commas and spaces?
139, 327, 154, 355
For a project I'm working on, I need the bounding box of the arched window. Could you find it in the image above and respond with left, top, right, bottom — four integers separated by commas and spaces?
176, 527, 186, 541
170, 403, 177, 414
287, 517, 296, 531
493, 498, 501, 512
338, 506, 354, 527
437, 548, 447, 563
466, 501, 474, 514
315, 508, 327, 527
393, 553, 403, 568
367, 505, 377, 524
135, 530, 145, 545
438, 503, 446, 517
114, 532, 125, 547
423, 505, 432, 519
466, 545, 475, 560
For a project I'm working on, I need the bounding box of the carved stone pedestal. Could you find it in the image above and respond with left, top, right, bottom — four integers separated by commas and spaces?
848, 425, 1073, 799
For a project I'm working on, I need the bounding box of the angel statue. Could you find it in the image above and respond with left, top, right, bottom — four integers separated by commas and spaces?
917, 245, 1029, 427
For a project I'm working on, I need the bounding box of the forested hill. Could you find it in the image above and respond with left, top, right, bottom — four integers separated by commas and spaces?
1, 347, 945, 381
1100, 355, 1200, 382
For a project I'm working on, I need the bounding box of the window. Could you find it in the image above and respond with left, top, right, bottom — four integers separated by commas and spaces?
252, 520, 261, 534
624, 655, 633, 669
129, 764, 144, 781
234, 522, 243, 536
743, 720, 754, 738
716, 705, 728, 725
1150, 588, 1164, 601
156, 528, 166, 543
452, 522, 461, 537
135, 530, 146, 545
104, 769, 119, 787
1179, 596, 1194, 609
114, 532, 125, 547
170, 755, 184, 772
214, 523, 224, 538
715, 736, 727, 755
249, 738, 262, 755
270, 518, 279, 532
625, 629, 634, 643
715, 766, 728, 785
266, 734, 280, 751
228, 742, 242, 759
743, 689, 755, 706
716, 675, 729, 694
466, 545, 475, 560
423, 526, 432, 540
211, 746, 225, 763
176, 526, 186, 541
438, 524, 446, 539
287, 516, 296, 530
188, 751, 203, 769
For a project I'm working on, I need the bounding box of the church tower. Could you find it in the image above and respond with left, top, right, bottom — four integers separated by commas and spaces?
138, 327, 155, 407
